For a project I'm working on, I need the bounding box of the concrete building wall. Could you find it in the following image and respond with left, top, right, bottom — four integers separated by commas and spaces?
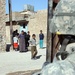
6, 26, 10, 44
13, 25, 20, 33
28, 10, 47, 42
6, 12, 24, 22
0, 0, 6, 51
6, 10, 47, 44
6, 25, 20, 44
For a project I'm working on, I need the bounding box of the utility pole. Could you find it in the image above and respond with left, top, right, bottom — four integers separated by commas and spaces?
8, 0, 13, 45
46, 0, 53, 63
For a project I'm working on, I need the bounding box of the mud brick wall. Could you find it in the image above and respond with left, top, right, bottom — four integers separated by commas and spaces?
0, 0, 6, 51
28, 10, 47, 43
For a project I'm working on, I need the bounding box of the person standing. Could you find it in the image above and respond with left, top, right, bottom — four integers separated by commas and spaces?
27, 31, 30, 47
13, 35, 18, 51
18, 31, 26, 52
29, 34, 37, 59
24, 32, 27, 50
24, 31, 30, 51
39, 30, 44, 48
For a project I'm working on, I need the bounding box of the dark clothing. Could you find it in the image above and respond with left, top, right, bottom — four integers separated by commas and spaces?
39, 33, 44, 40
27, 34, 30, 40
24, 33, 30, 48
18, 34, 26, 52
26, 34, 30, 47
13, 31, 19, 37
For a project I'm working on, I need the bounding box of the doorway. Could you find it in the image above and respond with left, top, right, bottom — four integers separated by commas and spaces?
20, 24, 28, 33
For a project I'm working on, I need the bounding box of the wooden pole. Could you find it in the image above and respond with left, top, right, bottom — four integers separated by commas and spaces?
46, 0, 53, 63
8, 0, 13, 45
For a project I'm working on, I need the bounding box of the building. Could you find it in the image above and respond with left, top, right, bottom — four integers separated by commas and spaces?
0, 1, 59, 51
0, 0, 6, 51
6, 5, 47, 44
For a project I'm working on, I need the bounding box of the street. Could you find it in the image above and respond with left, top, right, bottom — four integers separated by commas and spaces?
0, 45, 46, 75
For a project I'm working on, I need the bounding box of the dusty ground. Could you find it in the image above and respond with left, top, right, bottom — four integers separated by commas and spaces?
7, 69, 40, 75
0, 45, 46, 75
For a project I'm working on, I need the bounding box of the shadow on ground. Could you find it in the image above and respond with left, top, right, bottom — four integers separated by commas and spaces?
7, 69, 40, 75
36, 55, 42, 59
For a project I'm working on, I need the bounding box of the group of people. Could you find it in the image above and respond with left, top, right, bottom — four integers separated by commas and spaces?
13, 30, 44, 59
13, 30, 30, 52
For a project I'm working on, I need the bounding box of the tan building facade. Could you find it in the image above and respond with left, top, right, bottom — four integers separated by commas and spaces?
28, 10, 47, 42
0, 0, 6, 51
6, 10, 47, 44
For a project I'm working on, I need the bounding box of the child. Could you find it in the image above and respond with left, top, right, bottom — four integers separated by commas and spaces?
13, 35, 18, 51
29, 34, 37, 59
39, 30, 44, 49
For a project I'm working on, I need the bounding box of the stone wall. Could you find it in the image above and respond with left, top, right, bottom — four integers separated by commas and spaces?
6, 25, 20, 44
0, 0, 6, 51
28, 10, 47, 42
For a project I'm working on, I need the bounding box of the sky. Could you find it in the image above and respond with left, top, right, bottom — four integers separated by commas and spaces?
6, 0, 48, 14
